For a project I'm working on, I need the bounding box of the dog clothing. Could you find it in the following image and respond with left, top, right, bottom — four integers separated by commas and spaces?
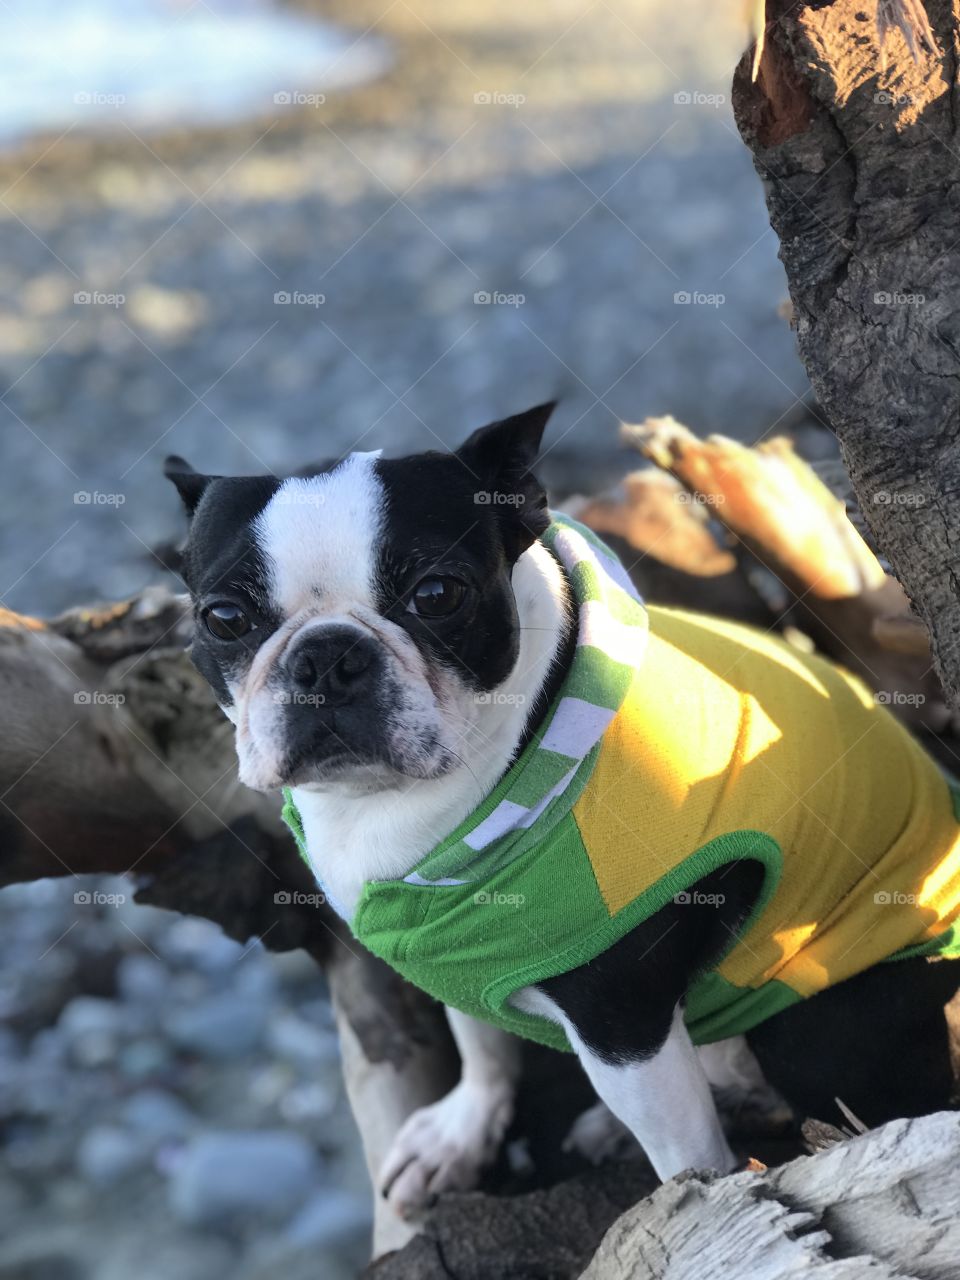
282, 515, 960, 1052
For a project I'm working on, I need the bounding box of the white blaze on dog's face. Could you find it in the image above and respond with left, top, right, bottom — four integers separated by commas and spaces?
166, 404, 556, 794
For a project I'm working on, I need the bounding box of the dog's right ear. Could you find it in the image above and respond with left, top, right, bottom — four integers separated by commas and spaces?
164, 455, 215, 517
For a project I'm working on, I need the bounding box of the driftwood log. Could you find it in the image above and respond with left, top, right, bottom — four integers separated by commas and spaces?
580, 1112, 960, 1280
0, 591, 457, 1260
733, 0, 960, 712
3, 422, 960, 1275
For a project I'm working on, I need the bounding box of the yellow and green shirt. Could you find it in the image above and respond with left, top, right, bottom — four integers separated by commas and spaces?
282, 515, 960, 1053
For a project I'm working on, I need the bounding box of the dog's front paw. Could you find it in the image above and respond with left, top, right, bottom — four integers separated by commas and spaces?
380, 1081, 513, 1220
562, 1100, 638, 1164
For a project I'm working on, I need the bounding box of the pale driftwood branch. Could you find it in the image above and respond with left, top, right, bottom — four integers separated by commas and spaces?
330, 952, 457, 1257
579, 1111, 960, 1280
621, 417, 887, 600
877, 0, 941, 70
620, 416, 950, 731
569, 470, 737, 579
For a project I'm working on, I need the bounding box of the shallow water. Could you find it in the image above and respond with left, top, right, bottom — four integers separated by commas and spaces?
0, 0, 390, 143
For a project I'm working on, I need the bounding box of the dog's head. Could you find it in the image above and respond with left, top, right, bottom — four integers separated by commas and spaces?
166, 403, 555, 793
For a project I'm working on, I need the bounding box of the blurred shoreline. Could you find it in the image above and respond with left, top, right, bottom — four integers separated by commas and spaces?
0, 1, 391, 147
0, 0, 817, 617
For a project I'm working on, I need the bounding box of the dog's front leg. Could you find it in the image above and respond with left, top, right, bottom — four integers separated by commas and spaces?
380, 1008, 521, 1218
512, 861, 767, 1177
513, 988, 736, 1180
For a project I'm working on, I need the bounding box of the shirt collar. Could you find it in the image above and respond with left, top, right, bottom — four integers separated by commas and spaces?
404, 513, 648, 887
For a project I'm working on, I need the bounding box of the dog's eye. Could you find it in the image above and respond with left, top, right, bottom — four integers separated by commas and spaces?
409, 576, 466, 619
203, 603, 252, 640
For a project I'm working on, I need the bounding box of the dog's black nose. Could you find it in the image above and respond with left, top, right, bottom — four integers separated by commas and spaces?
287, 626, 380, 706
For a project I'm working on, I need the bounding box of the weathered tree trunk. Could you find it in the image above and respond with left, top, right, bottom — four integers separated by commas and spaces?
732, 0, 960, 707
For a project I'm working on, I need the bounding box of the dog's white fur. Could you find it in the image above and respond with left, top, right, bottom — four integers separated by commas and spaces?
226, 455, 572, 895
289, 544, 570, 915
257, 453, 386, 617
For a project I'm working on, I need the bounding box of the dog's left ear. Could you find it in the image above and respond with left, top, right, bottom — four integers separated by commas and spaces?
456, 402, 555, 559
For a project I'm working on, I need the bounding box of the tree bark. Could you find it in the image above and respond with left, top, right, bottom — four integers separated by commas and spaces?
732, 0, 960, 708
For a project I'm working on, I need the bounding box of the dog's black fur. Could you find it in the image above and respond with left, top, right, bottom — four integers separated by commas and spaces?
537, 857, 957, 1125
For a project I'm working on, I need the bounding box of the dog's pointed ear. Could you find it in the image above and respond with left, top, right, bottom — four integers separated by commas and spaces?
456, 402, 556, 559
456, 401, 555, 479
164, 455, 215, 516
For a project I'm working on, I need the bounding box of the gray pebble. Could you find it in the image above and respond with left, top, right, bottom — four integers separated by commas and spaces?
168, 1130, 319, 1225
266, 1012, 338, 1070
116, 1038, 172, 1081
283, 1187, 371, 1250
120, 1089, 195, 1141
163, 991, 268, 1059
155, 918, 248, 973
75, 1125, 147, 1186
57, 997, 124, 1068
115, 954, 170, 1006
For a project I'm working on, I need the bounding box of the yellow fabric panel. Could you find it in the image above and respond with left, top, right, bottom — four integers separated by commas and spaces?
573, 605, 960, 1002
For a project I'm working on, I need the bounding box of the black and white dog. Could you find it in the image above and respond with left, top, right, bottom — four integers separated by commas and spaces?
166, 403, 959, 1217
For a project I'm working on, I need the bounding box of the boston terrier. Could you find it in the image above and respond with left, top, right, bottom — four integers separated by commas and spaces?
166, 403, 960, 1218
